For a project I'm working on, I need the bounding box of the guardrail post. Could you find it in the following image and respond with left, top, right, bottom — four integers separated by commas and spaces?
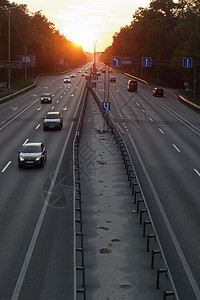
140, 208, 147, 224
163, 290, 175, 299
156, 268, 168, 289
146, 233, 156, 252
151, 249, 161, 269
137, 198, 144, 213
143, 220, 151, 237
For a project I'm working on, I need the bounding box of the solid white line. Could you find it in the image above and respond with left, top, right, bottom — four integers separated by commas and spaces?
149, 117, 153, 122
1, 161, 11, 173
35, 124, 40, 130
51, 106, 54, 110
194, 169, 200, 177
159, 128, 164, 134
173, 144, 181, 152
142, 109, 145, 113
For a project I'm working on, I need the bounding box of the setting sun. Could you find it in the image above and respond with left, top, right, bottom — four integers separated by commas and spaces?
60, 24, 96, 52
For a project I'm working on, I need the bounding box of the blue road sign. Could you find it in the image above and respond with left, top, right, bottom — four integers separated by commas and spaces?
142, 57, 152, 67
122, 57, 132, 65
112, 57, 122, 67
183, 58, 193, 68
93, 74, 98, 80
102, 102, 111, 111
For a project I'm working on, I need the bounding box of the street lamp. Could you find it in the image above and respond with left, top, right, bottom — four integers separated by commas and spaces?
193, 11, 199, 98
93, 40, 97, 69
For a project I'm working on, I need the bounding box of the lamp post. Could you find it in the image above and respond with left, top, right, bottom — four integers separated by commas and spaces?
8, 8, 11, 94
93, 40, 97, 70
193, 12, 199, 98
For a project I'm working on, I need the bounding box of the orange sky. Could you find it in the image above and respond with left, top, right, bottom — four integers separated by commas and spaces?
14, 0, 150, 52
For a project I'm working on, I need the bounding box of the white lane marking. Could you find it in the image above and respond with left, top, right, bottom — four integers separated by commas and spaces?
0, 99, 39, 131
35, 124, 40, 130
51, 106, 55, 110
142, 109, 145, 113
194, 169, 200, 177
10, 84, 86, 300
23, 139, 29, 145
173, 144, 181, 152
71, 94, 74, 97
37, 107, 42, 111
11, 107, 18, 111
136, 103, 139, 106
159, 128, 164, 134
63, 106, 68, 111
60, 96, 63, 99
1, 161, 11, 173
149, 117, 153, 122
56, 100, 59, 103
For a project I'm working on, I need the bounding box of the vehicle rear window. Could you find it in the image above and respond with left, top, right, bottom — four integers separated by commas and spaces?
46, 114, 59, 119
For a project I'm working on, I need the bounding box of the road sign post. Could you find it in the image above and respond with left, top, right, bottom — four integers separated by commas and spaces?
142, 57, 152, 67
183, 58, 193, 68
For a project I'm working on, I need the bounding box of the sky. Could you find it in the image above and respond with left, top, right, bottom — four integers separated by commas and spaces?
14, 0, 150, 52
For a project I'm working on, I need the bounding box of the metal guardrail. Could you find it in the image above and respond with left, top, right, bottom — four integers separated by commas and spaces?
89, 87, 178, 299
73, 86, 88, 300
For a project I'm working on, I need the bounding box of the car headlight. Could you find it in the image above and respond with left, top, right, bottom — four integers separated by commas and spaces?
19, 157, 24, 162
35, 157, 41, 161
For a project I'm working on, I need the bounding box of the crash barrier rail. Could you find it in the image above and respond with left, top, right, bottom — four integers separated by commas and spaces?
73, 86, 88, 300
89, 87, 178, 300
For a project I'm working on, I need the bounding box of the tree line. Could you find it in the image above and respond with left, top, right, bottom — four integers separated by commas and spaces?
0, 0, 86, 87
101, 0, 200, 93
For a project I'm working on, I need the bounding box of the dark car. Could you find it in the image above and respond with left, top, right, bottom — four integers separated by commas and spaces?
43, 112, 63, 130
127, 80, 137, 92
18, 142, 47, 168
110, 76, 116, 83
153, 87, 164, 97
40, 93, 52, 104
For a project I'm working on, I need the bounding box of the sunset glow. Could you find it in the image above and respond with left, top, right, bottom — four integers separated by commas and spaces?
13, 0, 150, 52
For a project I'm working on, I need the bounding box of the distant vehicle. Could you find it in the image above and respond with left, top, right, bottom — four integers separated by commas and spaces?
18, 142, 47, 168
110, 76, 116, 83
153, 87, 164, 97
127, 80, 137, 92
40, 93, 52, 104
43, 112, 63, 130
102, 69, 105, 73
96, 72, 101, 76
70, 73, 76, 78
109, 69, 112, 73
64, 77, 71, 83
81, 73, 85, 76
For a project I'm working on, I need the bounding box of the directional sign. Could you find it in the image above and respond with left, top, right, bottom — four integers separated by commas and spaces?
112, 57, 122, 67
93, 74, 98, 80
0, 61, 22, 69
142, 57, 152, 67
102, 102, 111, 111
183, 58, 193, 68
122, 57, 132, 65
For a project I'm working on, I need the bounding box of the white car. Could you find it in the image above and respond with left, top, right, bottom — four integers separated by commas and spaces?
64, 77, 71, 83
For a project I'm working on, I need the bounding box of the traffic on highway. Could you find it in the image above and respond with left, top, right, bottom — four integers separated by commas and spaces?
0, 64, 200, 299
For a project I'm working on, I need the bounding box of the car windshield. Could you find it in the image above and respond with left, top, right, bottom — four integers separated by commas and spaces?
21, 145, 42, 153
46, 114, 59, 119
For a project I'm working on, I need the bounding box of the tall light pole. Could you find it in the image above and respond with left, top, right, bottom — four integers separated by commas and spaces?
8, 8, 11, 94
93, 40, 97, 70
193, 11, 199, 98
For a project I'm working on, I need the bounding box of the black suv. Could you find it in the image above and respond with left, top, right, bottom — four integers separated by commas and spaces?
40, 93, 52, 103
153, 87, 164, 97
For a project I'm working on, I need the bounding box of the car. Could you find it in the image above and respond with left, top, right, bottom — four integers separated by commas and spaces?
43, 112, 63, 130
18, 142, 47, 168
40, 93, 52, 104
64, 77, 71, 83
102, 69, 105, 73
110, 76, 116, 83
71, 73, 76, 78
153, 87, 164, 97
127, 80, 137, 92
109, 69, 112, 73
81, 73, 85, 76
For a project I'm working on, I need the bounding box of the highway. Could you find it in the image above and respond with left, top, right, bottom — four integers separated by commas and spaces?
0, 65, 200, 299
95, 69, 200, 300
0, 69, 87, 299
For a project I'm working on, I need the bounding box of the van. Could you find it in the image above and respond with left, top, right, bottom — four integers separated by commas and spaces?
127, 80, 137, 92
